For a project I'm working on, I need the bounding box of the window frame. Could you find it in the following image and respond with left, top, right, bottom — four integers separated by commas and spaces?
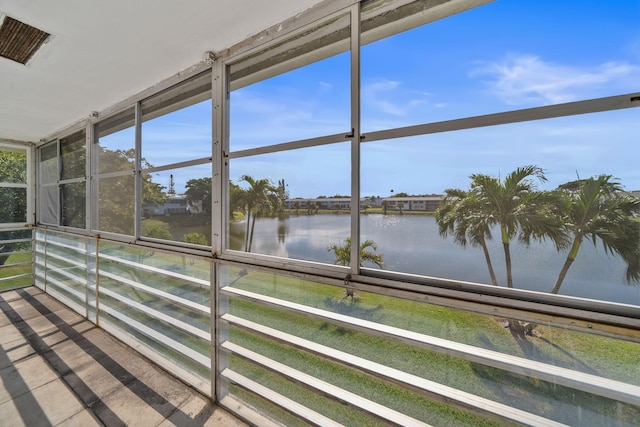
0, 142, 31, 227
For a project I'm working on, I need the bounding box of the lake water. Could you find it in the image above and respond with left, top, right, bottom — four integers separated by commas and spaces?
230, 213, 640, 306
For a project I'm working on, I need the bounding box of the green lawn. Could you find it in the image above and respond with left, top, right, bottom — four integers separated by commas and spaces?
225, 268, 640, 426
0, 252, 32, 291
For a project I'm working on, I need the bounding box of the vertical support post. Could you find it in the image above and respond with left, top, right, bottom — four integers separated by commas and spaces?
28, 142, 36, 226
55, 139, 61, 226
85, 121, 93, 233
213, 56, 231, 402
212, 59, 226, 257
86, 236, 98, 324
90, 121, 99, 233
349, 2, 361, 276
134, 102, 142, 240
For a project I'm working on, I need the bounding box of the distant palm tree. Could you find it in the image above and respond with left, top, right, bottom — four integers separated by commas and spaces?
551, 175, 640, 294
240, 175, 277, 252
436, 188, 498, 286
469, 165, 567, 288
327, 237, 384, 269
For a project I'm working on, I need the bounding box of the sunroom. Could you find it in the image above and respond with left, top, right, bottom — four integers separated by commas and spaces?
1, 0, 639, 425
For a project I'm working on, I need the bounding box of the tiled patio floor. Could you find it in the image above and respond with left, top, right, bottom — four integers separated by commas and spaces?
0, 286, 248, 427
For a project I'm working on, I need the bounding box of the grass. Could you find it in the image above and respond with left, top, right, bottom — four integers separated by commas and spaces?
226, 268, 640, 426
0, 252, 33, 291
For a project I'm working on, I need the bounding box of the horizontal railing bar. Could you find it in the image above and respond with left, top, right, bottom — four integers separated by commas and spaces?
220, 369, 345, 427
100, 253, 210, 288
43, 241, 87, 256
222, 341, 430, 426
99, 270, 211, 315
0, 272, 32, 282
93, 169, 135, 180
44, 261, 86, 285
362, 92, 640, 144
228, 132, 348, 159
0, 238, 32, 245
41, 250, 86, 270
0, 260, 33, 268
222, 313, 567, 427
100, 304, 211, 368
0, 182, 27, 188
142, 156, 212, 174
222, 286, 640, 406
100, 287, 210, 341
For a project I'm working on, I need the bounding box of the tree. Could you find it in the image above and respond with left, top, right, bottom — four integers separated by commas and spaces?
239, 175, 278, 252
468, 166, 567, 289
0, 150, 27, 223
97, 148, 166, 235
327, 237, 384, 269
180, 232, 208, 245
436, 188, 498, 286
142, 225, 173, 240
551, 175, 640, 294
185, 177, 212, 214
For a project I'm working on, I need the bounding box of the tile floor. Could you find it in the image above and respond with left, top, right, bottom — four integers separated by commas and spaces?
0, 286, 248, 427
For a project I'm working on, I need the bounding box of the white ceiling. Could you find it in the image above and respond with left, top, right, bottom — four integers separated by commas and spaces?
0, 0, 324, 143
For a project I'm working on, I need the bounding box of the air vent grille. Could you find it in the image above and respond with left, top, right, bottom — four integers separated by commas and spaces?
0, 16, 50, 65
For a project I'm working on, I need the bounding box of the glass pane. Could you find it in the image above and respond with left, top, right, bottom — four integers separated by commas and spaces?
360, 108, 640, 305
39, 142, 58, 183
141, 71, 212, 168
222, 265, 640, 426
61, 181, 86, 228
0, 148, 27, 184
361, 1, 640, 132
98, 242, 211, 384
141, 165, 212, 245
229, 12, 351, 151
60, 129, 86, 180
0, 188, 27, 223
0, 229, 32, 291
96, 108, 135, 174
228, 142, 350, 261
97, 175, 134, 235
39, 186, 58, 225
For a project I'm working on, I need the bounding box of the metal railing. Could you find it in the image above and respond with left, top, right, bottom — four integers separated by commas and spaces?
0, 227, 33, 291
28, 228, 640, 427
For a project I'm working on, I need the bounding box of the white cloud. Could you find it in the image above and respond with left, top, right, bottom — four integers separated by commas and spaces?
362, 79, 429, 116
471, 54, 640, 105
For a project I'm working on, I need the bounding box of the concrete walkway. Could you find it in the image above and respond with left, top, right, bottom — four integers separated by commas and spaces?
0, 286, 248, 427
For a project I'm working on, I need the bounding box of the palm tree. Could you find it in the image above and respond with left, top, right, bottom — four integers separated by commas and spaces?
239, 175, 277, 252
551, 175, 640, 294
327, 237, 384, 269
436, 188, 498, 286
470, 165, 567, 289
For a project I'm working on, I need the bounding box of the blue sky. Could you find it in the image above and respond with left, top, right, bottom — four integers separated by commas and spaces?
108, 0, 640, 198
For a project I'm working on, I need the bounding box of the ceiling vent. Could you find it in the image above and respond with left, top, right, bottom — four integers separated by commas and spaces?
0, 15, 50, 65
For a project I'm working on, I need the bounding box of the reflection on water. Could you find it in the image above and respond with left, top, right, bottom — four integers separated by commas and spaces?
230, 214, 639, 305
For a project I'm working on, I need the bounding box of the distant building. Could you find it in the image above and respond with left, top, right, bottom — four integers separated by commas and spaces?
144, 194, 202, 216
284, 195, 442, 211
382, 196, 442, 211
